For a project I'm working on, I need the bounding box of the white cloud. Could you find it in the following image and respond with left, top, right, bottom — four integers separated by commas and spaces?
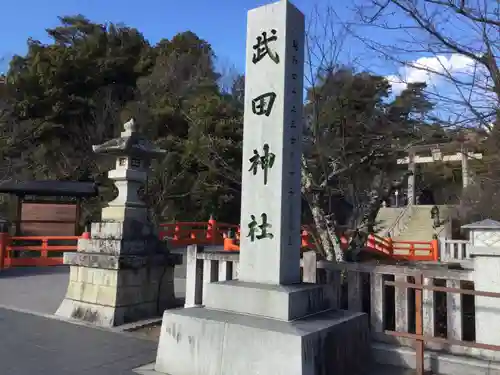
385, 53, 497, 127
386, 54, 477, 93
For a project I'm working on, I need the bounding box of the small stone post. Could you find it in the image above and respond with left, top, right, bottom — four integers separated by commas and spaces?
56, 118, 180, 327
464, 219, 500, 357
461, 148, 469, 188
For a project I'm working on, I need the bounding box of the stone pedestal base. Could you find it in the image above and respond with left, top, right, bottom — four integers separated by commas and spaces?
155, 307, 370, 375
204, 280, 329, 320
56, 261, 176, 327
55, 219, 181, 327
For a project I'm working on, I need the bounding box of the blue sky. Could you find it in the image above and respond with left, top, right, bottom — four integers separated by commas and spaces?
0, 0, 359, 74
0, 0, 493, 127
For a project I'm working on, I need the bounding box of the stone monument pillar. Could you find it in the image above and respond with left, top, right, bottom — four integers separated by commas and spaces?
155, 2, 370, 374
56, 118, 180, 327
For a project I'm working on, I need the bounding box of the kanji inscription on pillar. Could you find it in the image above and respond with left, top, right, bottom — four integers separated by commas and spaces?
239, 0, 305, 285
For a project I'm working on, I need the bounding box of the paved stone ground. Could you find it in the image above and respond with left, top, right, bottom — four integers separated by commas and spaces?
0, 249, 422, 374
0, 303, 420, 375
0, 252, 189, 314
0, 307, 157, 375
0, 302, 417, 375
0, 266, 71, 314
0, 246, 227, 314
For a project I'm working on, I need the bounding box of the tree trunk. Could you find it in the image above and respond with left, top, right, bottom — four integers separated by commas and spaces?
306, 192, 345, 262
301, 155, 345, 262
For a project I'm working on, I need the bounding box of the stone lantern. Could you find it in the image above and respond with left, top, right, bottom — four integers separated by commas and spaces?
56, 118, 180, 327
92, 118, 165, 222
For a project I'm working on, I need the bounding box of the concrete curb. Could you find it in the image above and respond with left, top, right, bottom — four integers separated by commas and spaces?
115, 317, 163, 332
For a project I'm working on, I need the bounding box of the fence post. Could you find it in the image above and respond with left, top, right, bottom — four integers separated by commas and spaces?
302, 251, 317, 283
174, 224, 181, 241
431, 238, 439, 261
300, 230, 307, 248
386, 235, 393, 255
224, 238, 234, 251
366, 234, 375, 250
0, 231, 8, 270
184, 245, 204, 308
370, 273, 386, 334
41, 238, 49, 261
347, 271, 363, 312
206, 215, 217, 244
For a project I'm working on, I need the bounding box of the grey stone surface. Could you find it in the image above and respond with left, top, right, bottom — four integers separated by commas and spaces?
64, 250, 179, 270
204, 280, 330, 320
238, 0, 305, 286
56, 251, 177, 327
372, 342, 500, 375
155, 307, 370, 375
0, 307, 156, 375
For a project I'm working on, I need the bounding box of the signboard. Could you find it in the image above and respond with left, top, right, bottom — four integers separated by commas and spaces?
20, 202, 78, 236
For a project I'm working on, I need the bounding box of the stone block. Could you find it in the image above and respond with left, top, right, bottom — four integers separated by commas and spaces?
65, 252, 175, 270
77, 238, 90, 252
114, 266, 173, 287
155, 307, 370, 375
66, 281, 83, 300
78, 238, 151, 256
94, 269, 118, 287
101, 205, 149, 223
57, 263, 177, 327
96, 285, 118, 306
91, 220, 155, 241
77, 267, 117, 286
69, 266, 80, 282
117, 268, 144, 287
80, 283, 99, 304
56, 299, 160, 327
78, 267, 93, 284
203, 280, 329, 321
64, 252, 78, 264
117, 286, 146, 306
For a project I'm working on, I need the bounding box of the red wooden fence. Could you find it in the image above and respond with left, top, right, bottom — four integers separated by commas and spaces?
0, 217, 438, 270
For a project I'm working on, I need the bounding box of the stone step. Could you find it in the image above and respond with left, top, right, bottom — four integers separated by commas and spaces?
375, 207, 406, 236
394, 205, 455, 242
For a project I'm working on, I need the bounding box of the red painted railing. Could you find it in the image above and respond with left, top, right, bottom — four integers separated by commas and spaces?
159, 217, 239, 246
0, 218, 438, 270
223, 226, 438, 262
0, 234, 81, 269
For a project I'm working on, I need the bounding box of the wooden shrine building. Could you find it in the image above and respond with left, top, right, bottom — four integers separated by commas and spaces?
0, 180, 98, 236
